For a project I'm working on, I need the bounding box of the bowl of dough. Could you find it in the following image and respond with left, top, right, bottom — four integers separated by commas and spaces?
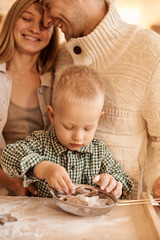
50, 184, 117, 216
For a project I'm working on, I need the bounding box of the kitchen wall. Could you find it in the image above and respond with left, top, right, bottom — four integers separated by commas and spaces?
0, 0, 14, 16
115, 0, 160, 30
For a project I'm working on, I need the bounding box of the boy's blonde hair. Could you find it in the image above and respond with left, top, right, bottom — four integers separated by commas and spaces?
52, 65, 105, 107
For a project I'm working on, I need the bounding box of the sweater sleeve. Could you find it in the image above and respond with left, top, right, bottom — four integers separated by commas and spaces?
100, 146, 134, 197
0, 132, 48, 187
141, 59, 160, 195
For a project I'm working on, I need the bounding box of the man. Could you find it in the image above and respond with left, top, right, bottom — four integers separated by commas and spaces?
40, 0, 160, 199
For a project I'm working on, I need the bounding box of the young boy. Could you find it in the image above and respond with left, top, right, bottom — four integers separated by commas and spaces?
1, 65, 133, 198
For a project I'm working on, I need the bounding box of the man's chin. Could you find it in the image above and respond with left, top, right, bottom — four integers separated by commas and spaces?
64, 33, 71, 41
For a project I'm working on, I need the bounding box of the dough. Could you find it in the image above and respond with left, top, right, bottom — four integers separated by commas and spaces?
0, 214, 17, 225
58, 186, 110, 207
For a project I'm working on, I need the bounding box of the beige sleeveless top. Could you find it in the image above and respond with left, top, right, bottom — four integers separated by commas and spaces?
3, 101, 44, 145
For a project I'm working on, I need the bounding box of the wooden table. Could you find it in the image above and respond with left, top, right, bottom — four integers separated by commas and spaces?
0, 195, 160, 240
154, 206, 160, 220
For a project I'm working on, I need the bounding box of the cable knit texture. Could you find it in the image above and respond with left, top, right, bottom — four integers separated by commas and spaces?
55, 0, 160, 199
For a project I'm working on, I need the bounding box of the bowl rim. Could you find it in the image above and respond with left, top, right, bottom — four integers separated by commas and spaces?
50, 184, 118, 210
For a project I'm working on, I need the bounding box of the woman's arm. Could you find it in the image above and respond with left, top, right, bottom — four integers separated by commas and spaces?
0, 166, 37, 196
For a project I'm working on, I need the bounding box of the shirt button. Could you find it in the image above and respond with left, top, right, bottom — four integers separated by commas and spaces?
73, 46, 82, 54
71, 165, 75, 170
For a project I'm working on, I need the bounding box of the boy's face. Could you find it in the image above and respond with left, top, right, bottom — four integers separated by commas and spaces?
48, 98, 104, 151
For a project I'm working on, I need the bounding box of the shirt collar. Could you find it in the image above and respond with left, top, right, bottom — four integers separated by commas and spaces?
50, 127, 94, 156
40, 71, 53, 88
65, 0, 137, 72
0, 63, 7, 73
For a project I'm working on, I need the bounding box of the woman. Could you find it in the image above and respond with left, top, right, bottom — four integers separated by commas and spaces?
0, 0, 59, 196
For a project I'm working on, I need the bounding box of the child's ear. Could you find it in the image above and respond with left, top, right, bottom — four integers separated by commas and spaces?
47, 105, 55, 126
99, 111, 105, 120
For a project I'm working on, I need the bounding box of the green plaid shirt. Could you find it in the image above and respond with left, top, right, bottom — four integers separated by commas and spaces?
1, 127, 133, 197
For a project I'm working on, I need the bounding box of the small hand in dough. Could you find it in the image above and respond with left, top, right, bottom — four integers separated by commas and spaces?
93, 173, 122, 198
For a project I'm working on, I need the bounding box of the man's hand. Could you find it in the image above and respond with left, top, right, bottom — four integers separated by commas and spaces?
34, 161, 75, 194
93, 173, 122, 198
152, 176, 160, 198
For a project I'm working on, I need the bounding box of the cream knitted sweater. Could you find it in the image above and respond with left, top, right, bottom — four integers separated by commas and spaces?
55, 0, 160, 199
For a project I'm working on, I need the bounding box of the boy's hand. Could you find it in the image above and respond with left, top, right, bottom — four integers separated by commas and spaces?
93, 173, 122, 198
34, 161, 75, 194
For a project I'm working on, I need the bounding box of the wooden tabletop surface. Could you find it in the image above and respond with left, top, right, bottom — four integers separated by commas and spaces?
0, 195, 160, 240
154, 206, 160, 219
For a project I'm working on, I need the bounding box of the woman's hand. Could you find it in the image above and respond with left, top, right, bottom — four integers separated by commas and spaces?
93, 173, 122, 198
12, 178, 37, 196
34, 161, 75, 194
0, 167, 37, 196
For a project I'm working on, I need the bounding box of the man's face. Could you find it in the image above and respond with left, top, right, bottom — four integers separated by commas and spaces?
40, 0, 88, 40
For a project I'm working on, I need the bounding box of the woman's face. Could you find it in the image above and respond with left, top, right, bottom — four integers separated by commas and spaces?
13, 2, 53, 55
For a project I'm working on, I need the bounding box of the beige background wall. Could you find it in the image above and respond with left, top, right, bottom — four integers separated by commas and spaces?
115, 0, 160, 29
0, 0, 15, 15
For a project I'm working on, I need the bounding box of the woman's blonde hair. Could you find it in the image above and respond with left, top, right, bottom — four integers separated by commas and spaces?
0, 0, 59, 73
53, 65, 105, 107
